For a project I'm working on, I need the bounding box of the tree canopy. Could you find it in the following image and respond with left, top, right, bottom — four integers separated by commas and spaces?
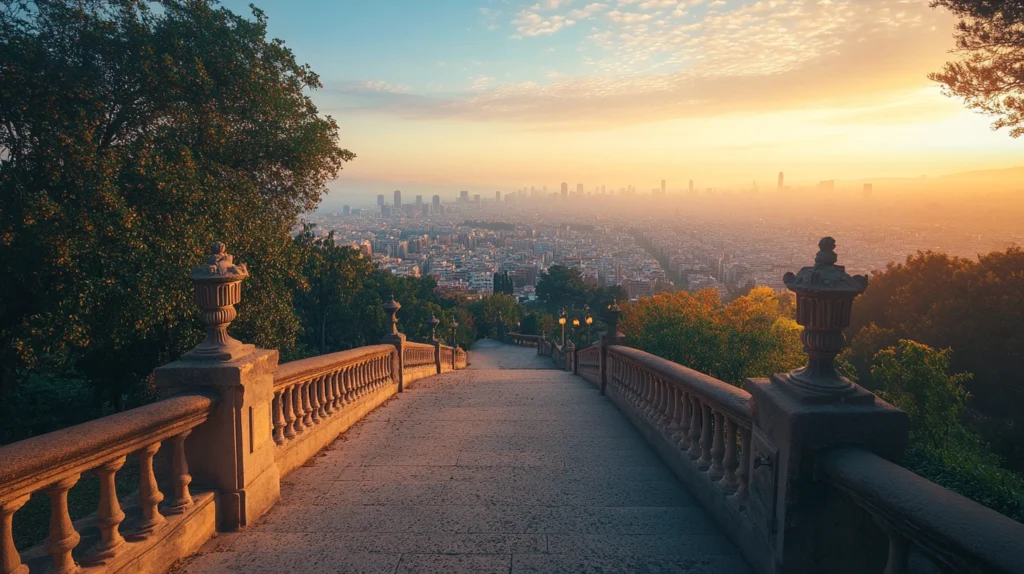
930, 0, 1024, 136
1, 0, 352, 438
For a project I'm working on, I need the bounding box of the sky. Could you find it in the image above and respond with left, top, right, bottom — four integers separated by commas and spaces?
223, 0, 1023, 201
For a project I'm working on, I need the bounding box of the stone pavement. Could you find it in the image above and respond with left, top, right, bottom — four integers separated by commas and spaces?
175, 341, 751, 574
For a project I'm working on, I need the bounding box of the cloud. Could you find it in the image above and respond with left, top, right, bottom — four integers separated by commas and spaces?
513, 9, 577, 37
470, 75, 495, 91
329, 0, 954, 129
569, 3, 608, 18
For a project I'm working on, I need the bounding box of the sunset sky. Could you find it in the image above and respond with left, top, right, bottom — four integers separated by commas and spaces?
224, 0, 1022, 199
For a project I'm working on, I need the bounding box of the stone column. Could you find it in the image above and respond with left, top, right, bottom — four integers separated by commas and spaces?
600, 300, 624, 395
564, 340, 575, 372
429, 315, 442, 374
155, 243, 280, 531
380, 297, 407, 392
743, 238, 909, 574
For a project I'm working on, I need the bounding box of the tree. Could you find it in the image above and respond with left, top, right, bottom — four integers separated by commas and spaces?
468, 295, 522, 339
536, 265, 592, 314
0, 0, 353, 439
930, 0, 1024, 137
492, 271, 513, 295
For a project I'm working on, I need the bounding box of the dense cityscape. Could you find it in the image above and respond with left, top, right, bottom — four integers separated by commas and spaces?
309, 180, 1024, 301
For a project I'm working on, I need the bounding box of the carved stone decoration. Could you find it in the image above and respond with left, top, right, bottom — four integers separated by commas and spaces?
183, 242, 255, 362
776, 237, 871, 402
428, 315, 440, 342
383, 296, 401, 335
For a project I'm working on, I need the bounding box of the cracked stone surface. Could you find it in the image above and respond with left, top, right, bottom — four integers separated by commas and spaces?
174, 340, 750, 574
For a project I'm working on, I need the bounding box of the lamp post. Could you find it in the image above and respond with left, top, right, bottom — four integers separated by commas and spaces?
428, 314, 440, 342
585, 313, 593, 346
558, 308, 567, 346
451, 318, 459, 348
571, 316, 580, 346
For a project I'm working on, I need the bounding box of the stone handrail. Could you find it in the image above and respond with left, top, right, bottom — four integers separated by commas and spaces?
577, 344, 600, 385
271, 345, 397, 475
0, 392, 216, 574
403, 341, 436, 368
455, 347, 468, 369
606, 345, 753, 511
439, 345, 455, 370
822, 448, 1024, 574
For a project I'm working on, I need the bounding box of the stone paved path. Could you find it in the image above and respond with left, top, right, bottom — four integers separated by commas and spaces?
176, 340, 751, 574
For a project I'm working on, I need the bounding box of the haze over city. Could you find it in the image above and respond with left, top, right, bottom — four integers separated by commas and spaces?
220, 0, 1023, 202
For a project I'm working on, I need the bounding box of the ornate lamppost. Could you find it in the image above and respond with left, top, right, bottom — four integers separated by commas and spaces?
383, 296, 401, 335
571, 316, 581, 346
774, 237, 871, 403
428, 314, 440, 342
558, 308, 567, 346
583, 304, 592, 346
451, 318, 460, 348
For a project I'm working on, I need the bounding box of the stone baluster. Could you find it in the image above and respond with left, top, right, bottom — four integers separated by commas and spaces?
718, 419, 741, 494
880, 524, 909, 574
658, 380, 672, 427
282, 388, 296, 440
166, 431, 194, 514
318, 374, 329, 416
687, 396, 703, 460
674, 390, 691, 448
735, 427, 751, 504
665, 386, 681, 437
331, 371, 342, 410
134, 442, 165, 537
291, 385, 305, 434
321, 375, 333, 416
301, 381, 314, 426
708, 411, 726, 480
698, 403, 713, 471
272, 391, 286, 445
43, 474, 81, 574
343, 366, 353, 404
309, 379, 322, 425
2, 495, 31, 574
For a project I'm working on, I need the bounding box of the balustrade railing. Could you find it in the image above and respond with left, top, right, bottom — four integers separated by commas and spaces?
454, 348, 468, 369
439, 345, 455, 371
606, 346, 753, 507
577, 344, 600, 386
271, 345, 396, 450
0, 393, 216, 574
822, 448, 1024, 574
403, 341, 436, 368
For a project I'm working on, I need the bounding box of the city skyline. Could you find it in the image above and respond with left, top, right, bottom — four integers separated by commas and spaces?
223, 0, 1023, 198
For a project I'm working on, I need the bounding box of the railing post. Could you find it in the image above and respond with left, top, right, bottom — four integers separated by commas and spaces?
743, 237, 909, 574
429, 315, 442, 374
600, 300, 623, 395
154, 242, 281, 531
380, 296, 407, 392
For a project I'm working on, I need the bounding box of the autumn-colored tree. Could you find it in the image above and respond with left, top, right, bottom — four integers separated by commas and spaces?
0, 0, 352, 440
622, 287, 803, 386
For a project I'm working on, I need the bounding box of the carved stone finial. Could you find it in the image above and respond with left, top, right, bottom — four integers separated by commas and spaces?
777, 237, 871, 403
383, 296, 401, 335
183, 242, 255, 362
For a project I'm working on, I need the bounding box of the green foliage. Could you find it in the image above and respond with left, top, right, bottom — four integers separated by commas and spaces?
621, 287, 804, 386
0, 0, 352, 440
848, 248, 1024, 470
492, 271, 514, 295
872, 340, 1024, 522
536, 265, 590, 314
468, 294, 522, 339
929, 0, 1024, 137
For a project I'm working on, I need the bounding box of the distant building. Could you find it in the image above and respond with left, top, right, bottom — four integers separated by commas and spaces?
576, 183, 583, 196
561, 182, 568, 198
688, 179, 694, 193
601, 184, 606, 194
415, 195, 423, 208
778, 172, 784, 191
432, 195, 441, 210
394, 189, 402, 208
377, 194, 385, 207
460, 190, 469, 202
661, 179, 666, 195
495, 190, 501, 202
342, 205, 350, 216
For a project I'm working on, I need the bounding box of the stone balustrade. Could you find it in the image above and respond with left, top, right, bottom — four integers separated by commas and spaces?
576, 344, 600, 386
0, 393, 216, 574
454, 347, 468, 369
439, 345, 455, 372
402, 341, 439, 385
822, 448, 1024, 574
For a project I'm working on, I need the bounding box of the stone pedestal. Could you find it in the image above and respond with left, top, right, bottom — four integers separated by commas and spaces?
382, 332, 407, 391
744, 376, 908, 574
154, 351, 281, 531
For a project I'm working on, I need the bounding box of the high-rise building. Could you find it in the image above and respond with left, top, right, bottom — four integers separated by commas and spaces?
561, 182, 568, 197
377, 194, 385, 207
473, 194, 480, 206
688, 180, 694, 193
576, 183, 584, 196
415, 195, 423, 208
460, 190, 469, 202
432, 195, 441, 210
394, 189, 402, 208
495, 191, 501, 202
778, 172, 784, 190
342, 205, 350, 216
661, 179, 666, 195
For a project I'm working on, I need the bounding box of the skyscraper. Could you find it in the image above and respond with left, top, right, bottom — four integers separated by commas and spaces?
460, 190, 469, 202
561, 182, 568, 197
394, 189, 402, 208
377, 194, 385, 207
415, 195, 423, 208
661, 179, 666, 195
495, 190, 501, 202
342, 205, 350, 216
778, 172, 784, 191
576, 183, 583, 196
688, 180, 694, 193
432, 195, 441, 210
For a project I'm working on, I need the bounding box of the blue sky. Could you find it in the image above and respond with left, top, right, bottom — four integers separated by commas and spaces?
220, 0, 1022, 204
